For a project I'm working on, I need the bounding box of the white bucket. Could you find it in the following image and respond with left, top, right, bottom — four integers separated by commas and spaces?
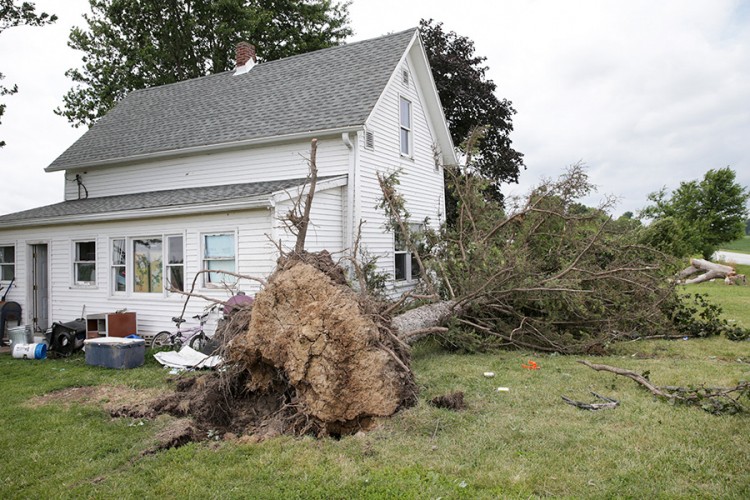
12, 343, 47, 360
8, 325, 32, 349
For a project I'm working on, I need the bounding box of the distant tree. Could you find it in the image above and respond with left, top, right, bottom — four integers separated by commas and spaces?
419, 19, 524, 222
746, 218, 750, 235
0, 0, 57, 147
641, 167, 749, 259
56, 0, 351, 127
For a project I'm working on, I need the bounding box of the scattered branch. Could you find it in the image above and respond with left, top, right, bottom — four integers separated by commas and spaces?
578, 360, 750, 415
561, 392, 619, 411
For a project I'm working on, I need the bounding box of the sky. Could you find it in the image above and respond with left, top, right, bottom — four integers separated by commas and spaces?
0, 0, 748, 216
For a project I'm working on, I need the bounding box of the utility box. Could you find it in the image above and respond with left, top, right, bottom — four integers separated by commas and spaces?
84, 337, 145, 369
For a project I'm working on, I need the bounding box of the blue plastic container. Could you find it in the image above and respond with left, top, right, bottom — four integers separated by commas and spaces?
84, 337, 145, 369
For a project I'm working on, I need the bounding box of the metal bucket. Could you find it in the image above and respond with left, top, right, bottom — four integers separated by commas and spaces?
12, 343, 47, 360
8, 325, 32, 349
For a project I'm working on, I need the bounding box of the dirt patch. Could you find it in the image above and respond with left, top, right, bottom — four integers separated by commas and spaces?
142, 418, 203, 455
429, 391, 466, 411
25, 385, 166, 414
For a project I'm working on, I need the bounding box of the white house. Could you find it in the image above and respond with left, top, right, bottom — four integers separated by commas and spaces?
0, 28, 456, 337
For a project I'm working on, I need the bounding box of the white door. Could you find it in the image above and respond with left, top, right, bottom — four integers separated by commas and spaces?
30, 244, 49, 332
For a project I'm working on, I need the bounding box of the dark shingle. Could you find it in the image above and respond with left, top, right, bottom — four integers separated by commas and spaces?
48, 29, 416, 171
0, 177, 340, 225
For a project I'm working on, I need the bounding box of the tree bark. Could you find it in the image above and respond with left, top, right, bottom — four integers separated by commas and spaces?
392, 300, 462, 344
690, 258, 735, 275
683, 270, 724, 285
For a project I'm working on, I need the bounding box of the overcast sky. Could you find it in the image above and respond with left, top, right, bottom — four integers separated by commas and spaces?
0, 0, 748, 216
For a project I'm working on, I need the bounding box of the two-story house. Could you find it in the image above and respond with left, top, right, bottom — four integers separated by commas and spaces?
0, 28, 456, 337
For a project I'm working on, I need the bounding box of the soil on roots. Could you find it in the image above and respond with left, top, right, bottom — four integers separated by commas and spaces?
123, 252, 417, 442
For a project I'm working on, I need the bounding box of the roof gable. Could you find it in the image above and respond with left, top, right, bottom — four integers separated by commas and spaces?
48, 29, 417, 172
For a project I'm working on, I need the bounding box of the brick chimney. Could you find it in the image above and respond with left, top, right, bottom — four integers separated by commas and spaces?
235, 42, 256, 67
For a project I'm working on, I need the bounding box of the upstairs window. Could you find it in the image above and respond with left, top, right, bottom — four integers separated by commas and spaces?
0, 245, 15, 281
399, 96, 412, 156
203, 233, 236, 285
74, 241, 96, 285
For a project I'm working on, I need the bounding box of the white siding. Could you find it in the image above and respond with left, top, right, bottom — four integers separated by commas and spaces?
357, 52, 446, 288
0, 209, 278, 337
274, 187, 345, 256
64, 137, 349, 201
0, 185, 346, 338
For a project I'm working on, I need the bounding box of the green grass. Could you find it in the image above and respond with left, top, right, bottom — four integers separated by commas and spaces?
2, 335, 750, 498
720, 236, 750, 254
688, 263, 750, 328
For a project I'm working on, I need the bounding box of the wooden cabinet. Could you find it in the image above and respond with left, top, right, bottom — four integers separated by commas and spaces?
86, 312, 137, 338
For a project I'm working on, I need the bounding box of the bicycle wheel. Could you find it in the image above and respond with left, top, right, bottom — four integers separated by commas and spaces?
189, 333, 208, 352
151, 331, 173, 349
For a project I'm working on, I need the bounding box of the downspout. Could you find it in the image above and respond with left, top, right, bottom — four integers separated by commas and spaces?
341, 132, 357, 264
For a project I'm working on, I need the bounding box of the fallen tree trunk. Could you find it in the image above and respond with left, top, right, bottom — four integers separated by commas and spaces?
690, 258, 735, 275
683, 270, 724, 285
678, 258, 740, 285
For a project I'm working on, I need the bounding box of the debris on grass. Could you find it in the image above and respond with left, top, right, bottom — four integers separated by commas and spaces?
429, 391, 466, 411
561, 392, 619, 411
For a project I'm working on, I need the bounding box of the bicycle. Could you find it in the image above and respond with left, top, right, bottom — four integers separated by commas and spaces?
151, 308, 214, 351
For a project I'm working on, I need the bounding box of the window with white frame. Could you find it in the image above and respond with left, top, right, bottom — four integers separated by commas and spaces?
0, 245, 15, 281
399, 96, 412, 156
73, 241, 96, 285
166, 235, 184, 291
111, 239, 126, 292
133, 238, 163, 293
203, 233, 236, 285
394, 224, 423, 282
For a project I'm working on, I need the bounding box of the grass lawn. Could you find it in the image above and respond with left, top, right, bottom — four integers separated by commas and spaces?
689, 263, 750, 328
720, 236, 750, 254
2, 328, 750, 498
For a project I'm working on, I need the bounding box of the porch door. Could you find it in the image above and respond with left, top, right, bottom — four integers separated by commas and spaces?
30, 244, 49, 332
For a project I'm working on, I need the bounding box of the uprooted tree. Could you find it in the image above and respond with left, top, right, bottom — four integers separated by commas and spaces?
125, 138, 748, 446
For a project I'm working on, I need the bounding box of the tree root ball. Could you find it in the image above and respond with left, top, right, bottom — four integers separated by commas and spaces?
229, 256, 417, 435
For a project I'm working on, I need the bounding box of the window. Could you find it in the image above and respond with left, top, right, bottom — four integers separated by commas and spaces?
111, 239, 126, 292
399, 96, 412, 156
133, 238, 162, 293
166, 236, 184, 291
0, 245, 14, 281
394, 224, 423, 282
203, 233, 236, 285
74, 241, 96, 285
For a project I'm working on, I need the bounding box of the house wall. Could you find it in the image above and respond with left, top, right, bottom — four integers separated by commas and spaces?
63, 137, 350, 201
0, 186, 343, 337
357, 49, 446, 291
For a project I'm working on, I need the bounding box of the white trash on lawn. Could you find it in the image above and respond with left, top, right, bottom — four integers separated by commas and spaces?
153, 346, 222, 370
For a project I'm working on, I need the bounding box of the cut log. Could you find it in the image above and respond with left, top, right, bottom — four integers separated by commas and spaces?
690, 258, 735, 275
677, 265, 700, 279
684, 270, 724, 285
725, 274, 747, 286
679, 258, 740, 285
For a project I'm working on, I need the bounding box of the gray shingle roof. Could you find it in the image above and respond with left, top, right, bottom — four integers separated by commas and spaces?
48, 29, 416, 171
0, 176, 340, 226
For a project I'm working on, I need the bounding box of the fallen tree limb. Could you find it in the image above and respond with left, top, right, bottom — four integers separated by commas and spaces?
679, 258, 741, 285
561, 392, 619, 411
683, 270, 724, 285
578, 360, 750, 414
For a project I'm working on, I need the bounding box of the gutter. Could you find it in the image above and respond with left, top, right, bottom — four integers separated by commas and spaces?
341, 132, 357, 258
46, 126, 364, 172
